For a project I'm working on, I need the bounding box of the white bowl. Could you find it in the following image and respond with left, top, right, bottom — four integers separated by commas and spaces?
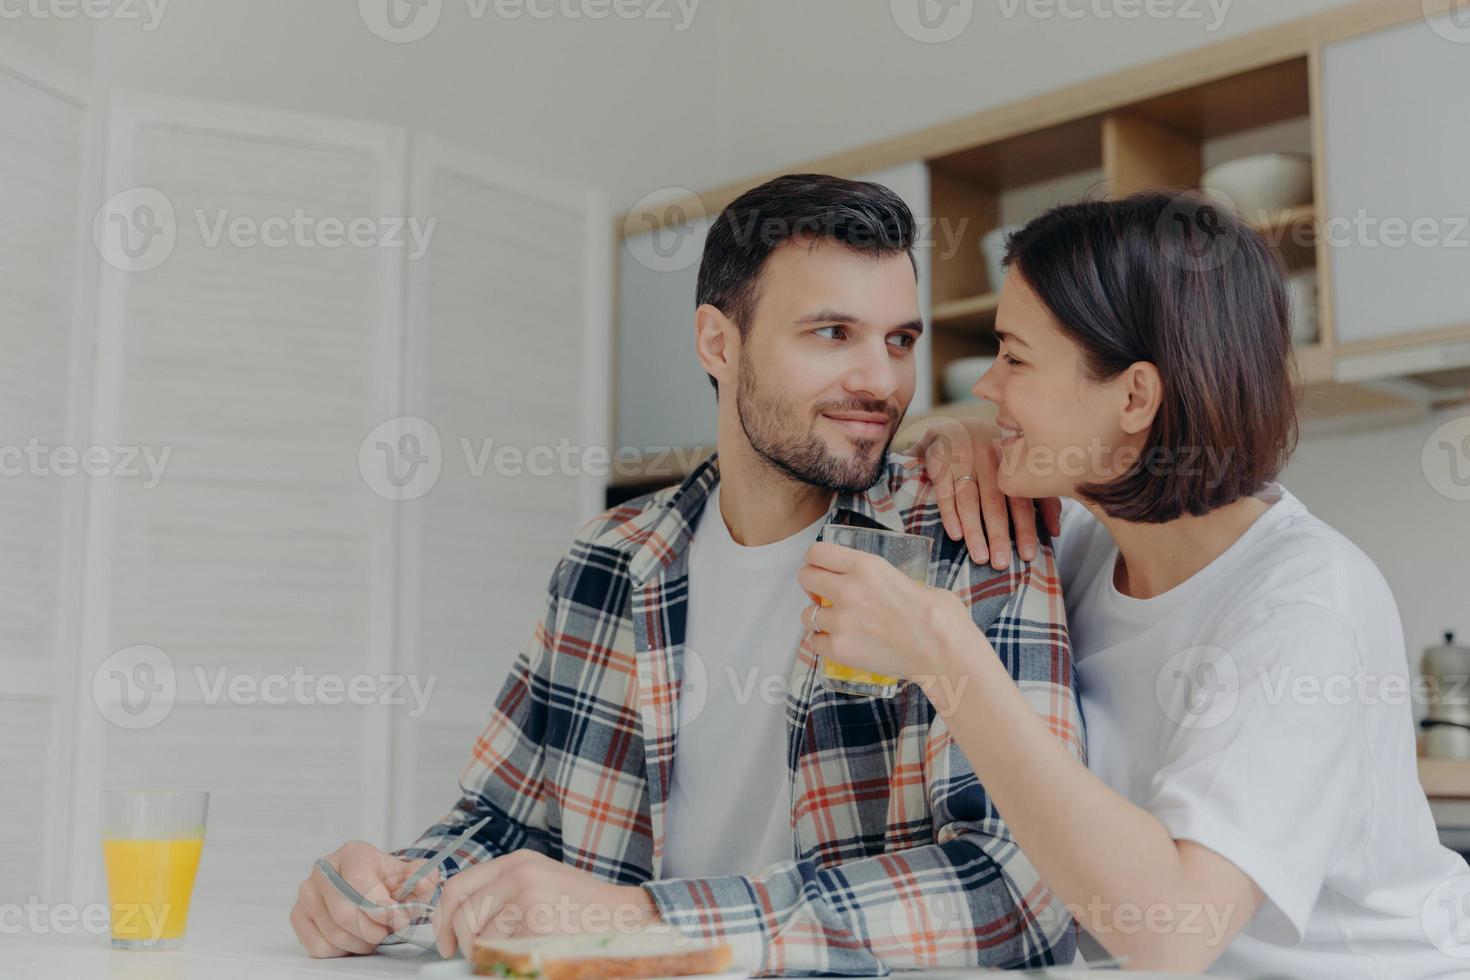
981, 225, 1021, 294
1286, 269, 1318, 346
1201, 153, 1313, 216
943, 356, 995, 403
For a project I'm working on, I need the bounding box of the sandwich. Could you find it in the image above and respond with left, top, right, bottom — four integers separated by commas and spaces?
470, 927, 734, 979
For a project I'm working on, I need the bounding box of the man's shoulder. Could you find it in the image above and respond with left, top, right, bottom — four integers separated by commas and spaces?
571, 481, 685, 559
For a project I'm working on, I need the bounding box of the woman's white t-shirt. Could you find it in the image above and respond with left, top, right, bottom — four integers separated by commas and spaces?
1053, 485, 1470, 978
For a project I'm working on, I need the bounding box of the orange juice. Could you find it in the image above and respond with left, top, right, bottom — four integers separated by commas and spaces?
103, 836, 204, 942
814, 596, 902, 690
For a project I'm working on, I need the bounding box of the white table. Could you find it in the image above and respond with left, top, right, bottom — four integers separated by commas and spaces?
1, 901, 1249, 979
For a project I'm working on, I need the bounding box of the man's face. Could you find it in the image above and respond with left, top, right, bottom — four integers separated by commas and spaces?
732, 239, 922, 494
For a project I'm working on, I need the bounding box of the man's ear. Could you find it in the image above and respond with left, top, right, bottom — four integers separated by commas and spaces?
1118, 361, 1163, 436
695, 303, 738, 395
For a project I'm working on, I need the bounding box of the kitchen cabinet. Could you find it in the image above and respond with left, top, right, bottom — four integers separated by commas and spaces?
1321, 14, 1470, 375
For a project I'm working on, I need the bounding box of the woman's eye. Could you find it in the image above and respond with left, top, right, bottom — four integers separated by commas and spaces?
1002, 353, 1024, 367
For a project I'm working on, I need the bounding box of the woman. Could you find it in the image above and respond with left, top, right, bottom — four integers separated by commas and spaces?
798, 192, 1470, 976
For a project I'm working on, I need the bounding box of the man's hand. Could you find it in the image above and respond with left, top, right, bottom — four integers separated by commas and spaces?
289, 840, 440, 958
433, 849, 659, 958
906, 415, 1061, 568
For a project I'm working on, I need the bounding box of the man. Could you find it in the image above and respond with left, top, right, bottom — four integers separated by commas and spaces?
290, 173, 1084, 973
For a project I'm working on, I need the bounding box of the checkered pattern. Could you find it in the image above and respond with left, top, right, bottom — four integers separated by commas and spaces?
401, 452, 1084, 974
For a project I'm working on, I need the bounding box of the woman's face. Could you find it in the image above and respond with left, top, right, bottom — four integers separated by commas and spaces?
972, 272, 1143, 500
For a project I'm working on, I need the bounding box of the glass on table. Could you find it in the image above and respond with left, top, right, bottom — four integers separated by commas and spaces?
102, 790, 209, 950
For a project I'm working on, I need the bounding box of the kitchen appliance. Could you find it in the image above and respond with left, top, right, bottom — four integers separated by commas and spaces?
1422, 631, 1470, 759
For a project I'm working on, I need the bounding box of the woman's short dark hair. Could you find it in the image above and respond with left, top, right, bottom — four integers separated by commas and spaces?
696, 173, 918, 395
1003, 191, 1299, 524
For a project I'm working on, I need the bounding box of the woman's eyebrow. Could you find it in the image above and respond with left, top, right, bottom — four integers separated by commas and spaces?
994, 329, 1032, 349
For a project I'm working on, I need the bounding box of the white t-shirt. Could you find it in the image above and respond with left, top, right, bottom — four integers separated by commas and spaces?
1054, 485, 1470, 978
660, 484, 827, 880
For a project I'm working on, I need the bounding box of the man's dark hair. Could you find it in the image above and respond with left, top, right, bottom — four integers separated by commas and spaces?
1003, 191, 1299, 524
696, 173, 918, 396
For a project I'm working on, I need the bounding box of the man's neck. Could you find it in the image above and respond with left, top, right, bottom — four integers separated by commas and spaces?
713, 436, 835, 548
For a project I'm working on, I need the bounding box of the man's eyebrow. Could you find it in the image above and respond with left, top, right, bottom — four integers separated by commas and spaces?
994, 329, 1031, 349
796, 310, 925, 335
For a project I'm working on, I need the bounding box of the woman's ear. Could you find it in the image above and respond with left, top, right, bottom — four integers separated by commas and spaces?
695, 303, 737, 393
1118, 361, 1163, 436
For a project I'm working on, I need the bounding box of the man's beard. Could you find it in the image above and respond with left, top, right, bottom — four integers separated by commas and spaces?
735, 353, 897, 494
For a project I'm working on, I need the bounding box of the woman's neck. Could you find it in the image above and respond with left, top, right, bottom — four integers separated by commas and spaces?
1089, 493, 1273, 600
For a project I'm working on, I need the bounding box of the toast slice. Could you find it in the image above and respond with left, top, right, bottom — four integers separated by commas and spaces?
470, 927, 733, 979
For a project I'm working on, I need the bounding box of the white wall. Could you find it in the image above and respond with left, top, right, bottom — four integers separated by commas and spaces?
1281, 409, 1470, 694
7, 0, 1362, 213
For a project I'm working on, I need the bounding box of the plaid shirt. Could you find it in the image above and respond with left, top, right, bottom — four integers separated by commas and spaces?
402, 451, 1084, 974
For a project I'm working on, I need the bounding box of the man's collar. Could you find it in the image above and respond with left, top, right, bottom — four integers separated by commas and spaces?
627, 450, 907, 586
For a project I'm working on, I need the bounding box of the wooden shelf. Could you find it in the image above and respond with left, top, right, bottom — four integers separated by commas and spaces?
1421, 758, 1470, 800
933, 292, 1001, 334
930, 115, 1103, 193
1126, 57, 1311, 141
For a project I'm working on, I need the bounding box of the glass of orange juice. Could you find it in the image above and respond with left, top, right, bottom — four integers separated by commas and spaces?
102, 790, 208, 950
812, 524, 933, 698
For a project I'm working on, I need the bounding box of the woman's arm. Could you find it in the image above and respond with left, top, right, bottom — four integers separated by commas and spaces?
922, 607, 1264, 972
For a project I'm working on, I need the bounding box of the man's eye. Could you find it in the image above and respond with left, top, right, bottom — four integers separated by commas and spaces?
815, 325, 847, 341
889, 333, 917, 350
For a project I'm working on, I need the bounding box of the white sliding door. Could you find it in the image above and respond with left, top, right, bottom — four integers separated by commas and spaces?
394, 136, 609, 843
75, 92, 408, 907
0, 45, 97, 906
